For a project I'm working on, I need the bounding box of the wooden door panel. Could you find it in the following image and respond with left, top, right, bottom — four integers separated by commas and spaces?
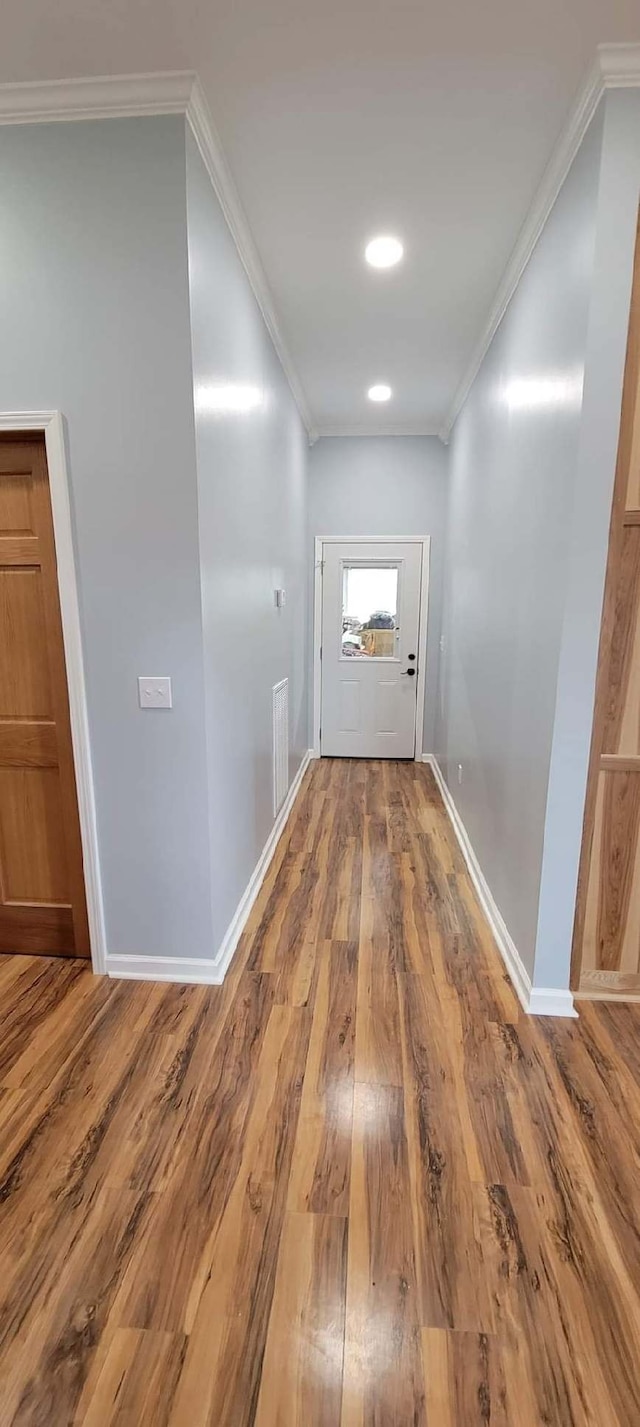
624, 367, 640, 507
0, 768, 70, 902
0, 903, 74, 956
0, 465, 35, 532
582, 770, 640, 978
0, 536, 41, 564
0, 568, 53, 716
0, 434, 89, 959
0, 722, 58, 768
602, 525, 640, 756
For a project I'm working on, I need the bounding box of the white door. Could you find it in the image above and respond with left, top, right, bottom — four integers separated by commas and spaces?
320, 540, 424, 758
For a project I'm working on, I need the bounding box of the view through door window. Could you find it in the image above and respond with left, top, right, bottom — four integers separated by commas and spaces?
342, 564, 398, 657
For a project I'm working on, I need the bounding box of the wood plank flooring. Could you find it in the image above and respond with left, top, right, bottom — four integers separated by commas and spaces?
1, 759, 639, 1425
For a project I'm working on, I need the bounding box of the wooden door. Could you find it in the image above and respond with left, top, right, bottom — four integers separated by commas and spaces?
572, 213, 640, 1000
0, 433, 90, 958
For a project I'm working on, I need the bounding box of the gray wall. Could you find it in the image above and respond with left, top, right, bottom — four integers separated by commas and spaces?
534, 90, 640, 988
309, 435, 448, 751
437, 92, 640, 989
186, 131, 309, 954
0, 113, 310, 969
0, 116, 215, 960
436, 109, 605, 981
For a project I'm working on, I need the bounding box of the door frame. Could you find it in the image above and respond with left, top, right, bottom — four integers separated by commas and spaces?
0, 411, 106, 973
312, 535, 431, 761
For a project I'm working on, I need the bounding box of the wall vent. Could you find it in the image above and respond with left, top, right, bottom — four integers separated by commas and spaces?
272, 678, 289, 817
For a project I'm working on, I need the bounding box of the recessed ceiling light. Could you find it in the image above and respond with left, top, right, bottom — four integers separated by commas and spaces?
368, 384, 392, 403
365, 235, 404, 269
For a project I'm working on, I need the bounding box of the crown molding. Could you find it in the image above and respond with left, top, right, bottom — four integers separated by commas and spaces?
184, 77, 316, 435
315, 422, 442, 440
440, 41, 640, 442
598, 40, 640, 87
0, 70, 196, 124
3, 48, 639, 449
0, 69, 316, 437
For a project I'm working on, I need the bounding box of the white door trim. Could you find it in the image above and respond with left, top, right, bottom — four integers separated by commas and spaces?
312, 535, 430, 762
0, 411, 106, 974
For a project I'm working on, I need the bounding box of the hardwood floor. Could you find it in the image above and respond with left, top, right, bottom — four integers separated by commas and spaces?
0, 759, 639, 1425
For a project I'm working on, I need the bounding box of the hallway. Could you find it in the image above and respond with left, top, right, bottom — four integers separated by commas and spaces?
0, 759, 639, 1424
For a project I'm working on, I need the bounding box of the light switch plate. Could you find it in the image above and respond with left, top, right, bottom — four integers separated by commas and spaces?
138, 676, 172, 709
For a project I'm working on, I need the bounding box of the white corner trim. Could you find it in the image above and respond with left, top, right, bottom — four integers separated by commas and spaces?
0, 411, 107, 975
440, 42, 640, 441
107, 748, 312, 985
312, 539, 323, 758
0, 70, 316, 442
424, 756, 577, 1017
414, 540, 430, 761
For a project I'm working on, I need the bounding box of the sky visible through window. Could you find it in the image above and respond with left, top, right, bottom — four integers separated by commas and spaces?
343, 566, 398, 625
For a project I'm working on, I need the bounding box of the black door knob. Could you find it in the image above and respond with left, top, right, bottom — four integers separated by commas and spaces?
405, 668, 416, 676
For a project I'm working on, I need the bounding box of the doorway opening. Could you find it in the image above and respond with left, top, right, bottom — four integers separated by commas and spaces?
313, 537, 430, 759
0, 414, 104, 969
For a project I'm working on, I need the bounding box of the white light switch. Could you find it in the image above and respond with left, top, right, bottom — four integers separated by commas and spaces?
274, 588, 286, 609
138, 676, 172, 709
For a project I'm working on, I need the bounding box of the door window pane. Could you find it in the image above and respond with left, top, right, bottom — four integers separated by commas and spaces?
342, 565, 398, 658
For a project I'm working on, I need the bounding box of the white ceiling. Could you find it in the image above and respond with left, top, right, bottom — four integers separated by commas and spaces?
2, 0, 640, 435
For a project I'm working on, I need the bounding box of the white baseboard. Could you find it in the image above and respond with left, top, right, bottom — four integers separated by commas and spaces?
528, 986, 577, 1017
422, 756, 577, 1018
105, 953, 231, 985
106, 749, 313, 987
